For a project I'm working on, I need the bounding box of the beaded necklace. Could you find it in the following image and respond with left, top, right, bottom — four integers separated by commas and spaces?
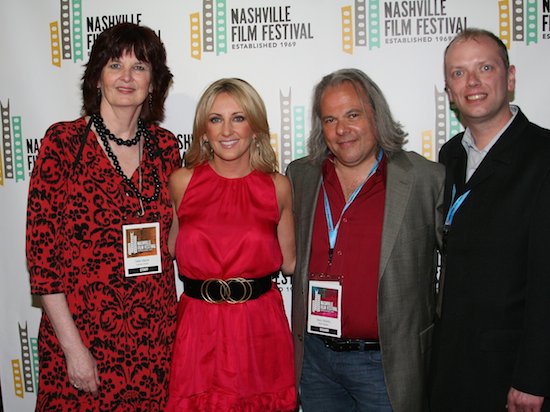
92, 113, 161, 214
92, 113, 143, 146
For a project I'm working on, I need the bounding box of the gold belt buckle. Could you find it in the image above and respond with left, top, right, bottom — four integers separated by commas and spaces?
226, 277, 253, 304
200, 277, 253, 304
200, 279, 229, 304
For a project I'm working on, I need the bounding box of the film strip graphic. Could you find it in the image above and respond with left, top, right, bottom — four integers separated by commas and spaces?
278, 89, 307, 171
499, 0, 539, 48
270, 132, 280, 167
342, 0, 381, 54
422, 87, 461, 161
421, 130, 434, 161
279, 90, 293, 170
432, 87, 449, 160
11, 322, 38, 398
293, 106, 306, 160
49, 0, 84, 67
1, 100, 26, 185
190, 0, 228, 59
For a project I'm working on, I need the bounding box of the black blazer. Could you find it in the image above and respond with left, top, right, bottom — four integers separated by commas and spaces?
430, 108, 550, 411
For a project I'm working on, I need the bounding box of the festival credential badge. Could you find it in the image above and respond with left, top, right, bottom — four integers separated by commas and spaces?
307, 280, 342, 337
122, 222, 162, 277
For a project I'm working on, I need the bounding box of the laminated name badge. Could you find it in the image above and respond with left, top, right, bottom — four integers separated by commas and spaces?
307, 280, 342, 338
122, 222, 162, 277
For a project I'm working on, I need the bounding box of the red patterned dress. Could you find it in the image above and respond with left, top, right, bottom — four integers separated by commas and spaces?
166, 163, 296, 412
26, 117, 181, 411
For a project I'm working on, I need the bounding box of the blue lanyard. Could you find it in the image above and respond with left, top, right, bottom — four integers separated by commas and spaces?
445, 184, 470, 226
323, 150, 383, 259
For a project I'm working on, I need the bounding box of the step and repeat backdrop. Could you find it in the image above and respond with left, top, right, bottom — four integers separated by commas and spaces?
1, 0, 550, 409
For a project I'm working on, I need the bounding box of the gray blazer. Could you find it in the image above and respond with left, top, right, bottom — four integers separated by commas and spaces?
286, 150, 444, 412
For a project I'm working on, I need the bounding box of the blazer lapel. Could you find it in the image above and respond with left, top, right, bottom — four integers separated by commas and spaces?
300, 166, 322, 256
464, 155, 500, 191
290, 161, 322, 278
463, 109, 529, 192
379, 152, 413, 279
447, 144, 467, 195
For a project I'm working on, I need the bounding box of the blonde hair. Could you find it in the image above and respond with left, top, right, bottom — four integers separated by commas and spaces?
185, 78, 278, 173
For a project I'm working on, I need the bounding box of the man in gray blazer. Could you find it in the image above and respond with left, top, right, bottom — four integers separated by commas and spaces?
286, 68, 444, 412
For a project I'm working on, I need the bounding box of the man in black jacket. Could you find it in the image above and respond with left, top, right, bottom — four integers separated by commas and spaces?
430, 28, 550, 412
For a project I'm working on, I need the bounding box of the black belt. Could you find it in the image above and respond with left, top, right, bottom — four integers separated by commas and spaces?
317, 335, 380, 352
181, 273, 276, 304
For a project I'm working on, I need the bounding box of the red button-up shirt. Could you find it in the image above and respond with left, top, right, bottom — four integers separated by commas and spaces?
308, 155, 387, 339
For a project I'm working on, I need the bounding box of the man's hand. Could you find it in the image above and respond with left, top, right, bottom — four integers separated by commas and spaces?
507, 387, 544, 412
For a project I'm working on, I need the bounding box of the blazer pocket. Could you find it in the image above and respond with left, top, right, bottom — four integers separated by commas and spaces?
398, 223, 434, 246
420, 322, 435, 354
479, 329, 522, 352
420, 323, 435, 379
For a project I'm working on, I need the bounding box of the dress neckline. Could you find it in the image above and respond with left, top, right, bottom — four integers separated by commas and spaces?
205, 162, 257, 180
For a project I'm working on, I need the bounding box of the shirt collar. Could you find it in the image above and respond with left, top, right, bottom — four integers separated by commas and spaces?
322, 151, 387, 182
461, 105, 519, 154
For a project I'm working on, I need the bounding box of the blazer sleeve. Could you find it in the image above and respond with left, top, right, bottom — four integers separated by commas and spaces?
434, 167, 445, 252
512, 167, 550, 396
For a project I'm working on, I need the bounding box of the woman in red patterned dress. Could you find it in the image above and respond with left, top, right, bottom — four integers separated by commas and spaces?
165, 78, 296, 411
26, 23, 181, 411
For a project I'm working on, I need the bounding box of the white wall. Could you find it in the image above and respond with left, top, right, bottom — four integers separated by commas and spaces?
1, 0, 550, 409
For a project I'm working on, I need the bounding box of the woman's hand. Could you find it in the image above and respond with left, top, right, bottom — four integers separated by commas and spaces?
65, 344, 100, 396
41, 293, 101, 397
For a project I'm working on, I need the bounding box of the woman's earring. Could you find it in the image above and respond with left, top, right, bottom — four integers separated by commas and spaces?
202, 138, 213, 154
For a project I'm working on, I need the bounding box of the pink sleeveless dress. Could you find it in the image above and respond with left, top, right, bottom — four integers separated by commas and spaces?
166, 163, 296, 411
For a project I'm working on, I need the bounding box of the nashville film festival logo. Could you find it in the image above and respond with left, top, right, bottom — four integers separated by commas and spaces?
10, 322, 39, 400
0, 100, 39, 186
189, 0, 314, 59
340, 0, 468, 53
420, 86, 462, 162
276, 86, 307, 171
497, 0, 547, 46
49, 0, 146, 67
544, 0, 550, 38
49, 0, 85, 67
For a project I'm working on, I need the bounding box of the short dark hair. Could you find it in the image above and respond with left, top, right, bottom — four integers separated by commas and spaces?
81, 23, 173, 122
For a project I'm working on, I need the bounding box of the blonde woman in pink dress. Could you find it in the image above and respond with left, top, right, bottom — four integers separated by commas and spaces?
166, 78, 296, 411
